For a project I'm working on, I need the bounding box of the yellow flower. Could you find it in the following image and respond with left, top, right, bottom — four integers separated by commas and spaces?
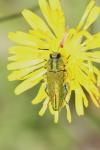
8, 0, 100, 123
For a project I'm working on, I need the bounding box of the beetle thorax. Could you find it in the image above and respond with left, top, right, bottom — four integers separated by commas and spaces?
49, 53, 65, 72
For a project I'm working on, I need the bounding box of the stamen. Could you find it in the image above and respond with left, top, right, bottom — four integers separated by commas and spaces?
60, 32, 68, 48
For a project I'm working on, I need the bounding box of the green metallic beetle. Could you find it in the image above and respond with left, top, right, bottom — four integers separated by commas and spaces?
45, 52, 68, 112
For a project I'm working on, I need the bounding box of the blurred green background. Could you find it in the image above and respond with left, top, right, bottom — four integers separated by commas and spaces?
0, 0, 100, 150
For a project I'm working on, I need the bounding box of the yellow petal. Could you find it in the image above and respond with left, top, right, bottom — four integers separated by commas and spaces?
8, 62, 46, 81
66, 104, 72, 123
32, 83, 47, 105
22, 9, 54, 38
75, 84, 84, 116
38, 98, 49, 116
80, 62, 96, 83
15, 69, 46, 95
77, 68, 100, 107
77, 66, 99, 98
88, 91, 100, 108
49, 102, 54, 115
65, 90, 71, 103
84, 6, 100, 30
69, 30, 92, 48
83, 93, 89, 108
8, 32, 49, 49
8, 46, 50, 61
86, 51, 100, 63
39, 0, 65, 37
77, 0, 96, 30
93, 66, 100, 86
85, 33, 100, 50
7, 60, 44, 70
54, 111, 59, 124
30, 29, 52, 42
79, 83, 89, 108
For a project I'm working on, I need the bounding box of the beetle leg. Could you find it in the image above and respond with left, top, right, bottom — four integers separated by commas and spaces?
64, 84, 68, 93
44, 61, 48, 69
42, 74, 49, 96
45, 84, 49, 95
65, 89, 71, 103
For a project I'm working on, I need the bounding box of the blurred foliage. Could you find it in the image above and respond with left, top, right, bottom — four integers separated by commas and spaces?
0, 0, 100, 150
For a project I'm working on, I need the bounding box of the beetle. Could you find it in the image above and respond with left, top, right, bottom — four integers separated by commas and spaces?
45, 52, 68, 112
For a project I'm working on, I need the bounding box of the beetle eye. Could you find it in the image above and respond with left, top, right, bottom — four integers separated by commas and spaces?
57, 53, 61, 58
50, 54, 52, 58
